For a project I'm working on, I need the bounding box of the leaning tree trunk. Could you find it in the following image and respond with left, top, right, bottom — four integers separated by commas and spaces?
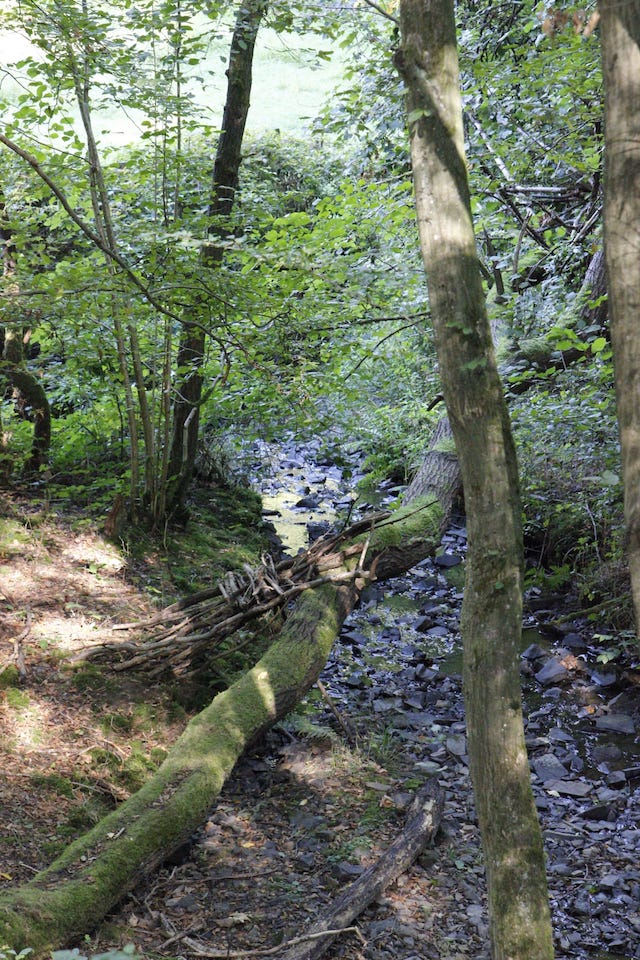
396, 3, 554, 958
167, 0, 268, 517
0, 188, 51, 474
600, 0, 640, 639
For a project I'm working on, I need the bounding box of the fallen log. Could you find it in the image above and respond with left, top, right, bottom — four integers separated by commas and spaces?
75, 493, 449, 677
0, 493, 447, 954
275, 780, 444, 960
181, 780, 445, 960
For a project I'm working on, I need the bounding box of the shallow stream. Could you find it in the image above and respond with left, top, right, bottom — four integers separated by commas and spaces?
248, 438, 640, 959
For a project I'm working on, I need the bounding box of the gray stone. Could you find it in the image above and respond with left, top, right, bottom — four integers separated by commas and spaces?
446, 734, 467, 758
595, 713, 636, 735
533, 752, 568, 782
545, 778, 593, 797
535, 658, 570, 685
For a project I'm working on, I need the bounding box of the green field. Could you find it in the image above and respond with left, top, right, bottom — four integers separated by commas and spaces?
0, 18, 344, 146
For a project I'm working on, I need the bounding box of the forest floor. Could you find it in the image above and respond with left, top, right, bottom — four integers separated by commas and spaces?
1, 460, 640, 960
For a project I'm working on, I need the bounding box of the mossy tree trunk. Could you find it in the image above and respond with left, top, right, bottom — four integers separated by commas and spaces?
600, 0, 640, 640
396, 3, 554, 958
0, 495, 445, 955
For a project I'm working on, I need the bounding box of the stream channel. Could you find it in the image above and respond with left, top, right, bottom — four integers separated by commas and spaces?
247, 439, 640, 960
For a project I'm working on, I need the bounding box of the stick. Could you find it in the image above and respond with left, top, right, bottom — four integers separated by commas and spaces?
276, 780, 444, 960
183, 927, 362, 958
316, 679, 357, 744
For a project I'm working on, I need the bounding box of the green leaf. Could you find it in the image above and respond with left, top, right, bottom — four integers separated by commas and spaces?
407, 107, 431, 123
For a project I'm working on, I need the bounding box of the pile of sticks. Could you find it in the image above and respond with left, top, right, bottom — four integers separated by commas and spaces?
74, 511, 390, 678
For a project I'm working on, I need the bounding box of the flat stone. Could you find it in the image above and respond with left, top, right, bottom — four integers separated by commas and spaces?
548, 726, 575, 743
595, 713, 636, 735
592, 743, 623, 763
590, 669, 619, 687
545, 778, 593, 797
295, 494, 320, 508
446, 734, 467, 758
533, 753, 568, 782
426, 626, 449, 638
433, 552, 462, 568
522, 643, 547, 661
562, 631, 587, 652
333, 861, 364, 881
535, 658, 570, 685
580, 803, 615, 821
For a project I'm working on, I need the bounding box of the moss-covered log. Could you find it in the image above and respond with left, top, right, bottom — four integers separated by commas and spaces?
0, 491, 447, 954
0, 580, 355, 954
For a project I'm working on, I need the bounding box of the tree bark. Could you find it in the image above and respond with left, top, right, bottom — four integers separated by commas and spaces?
167, 0, 268, 516
600, 0, 640, 638
396, 3, 554, 958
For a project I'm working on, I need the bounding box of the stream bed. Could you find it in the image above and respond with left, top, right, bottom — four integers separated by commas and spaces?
247, 439, 640, 960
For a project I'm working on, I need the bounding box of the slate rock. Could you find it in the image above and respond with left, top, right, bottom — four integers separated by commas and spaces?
295, 494, 320, 508
606, 770, 627, 789
562, 631, 588, 653
533, 753, 568, 782
433, 552, 462, 568
522, 643, 546, 661
592, 743, 623, 763
590, 669, 619, 687
595, 713, 636, 735
535, 658, 570, 685
333, 861, 364, 881
426, 625, 449, 638
580, 803, 615, 821
545, 778, 593, 797
548, 726, 575, 743
341, 630, 368, 648
446, 734, 467, 758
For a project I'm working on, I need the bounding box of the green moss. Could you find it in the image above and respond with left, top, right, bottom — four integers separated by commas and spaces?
0, 665, 21, 688
71, 663, 114, 692
432, 436, 457, 455
5, 688, 30, 710
368, 495, 444, 550
0, 518, 32, 557
31, 773, 74, 798
100, 712, 133, 735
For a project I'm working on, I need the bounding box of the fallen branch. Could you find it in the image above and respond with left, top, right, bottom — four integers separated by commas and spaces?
73, 505, 445, 678
274, 780, 445, 960
183, 927, 363, 958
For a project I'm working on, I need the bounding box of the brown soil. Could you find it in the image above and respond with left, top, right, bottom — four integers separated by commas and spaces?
0, 491, 489, 960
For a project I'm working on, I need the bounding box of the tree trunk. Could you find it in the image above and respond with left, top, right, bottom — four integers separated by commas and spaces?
578, 248, 607, 328
0, 579, 356, 955
600, 0, 640, 638
396, 3, 554, 958
0, 489, 446, 954
405, 416, 461, 509
0, 188, 51, 475
167, 0, 268, 516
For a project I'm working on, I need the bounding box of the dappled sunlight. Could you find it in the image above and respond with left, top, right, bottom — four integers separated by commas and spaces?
0, 516, 154, 656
